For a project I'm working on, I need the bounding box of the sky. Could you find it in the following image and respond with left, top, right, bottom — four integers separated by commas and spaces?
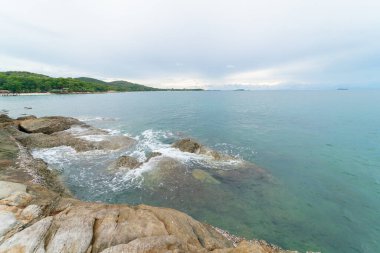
0, 0, 379, 89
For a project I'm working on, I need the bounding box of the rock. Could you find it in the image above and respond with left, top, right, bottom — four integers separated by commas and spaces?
0, 181, 26, 199
20, 204, 42, 221
0, 191, 32, 207
111, 155, 142, 170
173, 138, 229, 160
46, 215, 95, 253
143, 157, 189, 188
192, 169, 220, 184
16, 115, 37, 121
145, 152, 162, 162
0, 211, 17, 238
18, 116, 82, 134
0, 114, 12, 124
213, 240, 298, 253
172, 138, 202, 153
100, 235, 181, 253
96, 135, 136, 150
0, 116, 302, 253
0, 216, 53, 252
16, 131, 136, 152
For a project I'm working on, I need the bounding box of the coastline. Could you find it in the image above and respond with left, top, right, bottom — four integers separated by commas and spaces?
0, 114, 308, 253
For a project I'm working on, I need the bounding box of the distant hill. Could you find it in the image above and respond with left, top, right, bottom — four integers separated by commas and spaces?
0, 71, 203, 93
76, 77, 161, 91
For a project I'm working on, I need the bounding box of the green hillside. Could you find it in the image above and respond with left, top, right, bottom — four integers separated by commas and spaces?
76, 77, 160, 91
0, 71, 202, 93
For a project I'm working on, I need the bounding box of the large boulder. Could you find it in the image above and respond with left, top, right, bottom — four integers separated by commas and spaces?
18, 116, 82, 134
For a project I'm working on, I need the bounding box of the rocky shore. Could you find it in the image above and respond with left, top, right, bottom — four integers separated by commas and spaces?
0, 114, 300, 253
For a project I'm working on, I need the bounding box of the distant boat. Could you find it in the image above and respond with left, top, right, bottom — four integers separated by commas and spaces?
24, 106, 32, 109
337, 88, 349, 91
234, 89, 246, 91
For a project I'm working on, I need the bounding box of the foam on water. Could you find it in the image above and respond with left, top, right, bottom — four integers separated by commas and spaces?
30, 127, 244, 192
76, 116, 119, 122
123, 129, 243, 167
31, 146, 78, 168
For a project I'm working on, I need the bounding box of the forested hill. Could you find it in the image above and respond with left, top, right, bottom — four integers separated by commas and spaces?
0, 71, 203, 93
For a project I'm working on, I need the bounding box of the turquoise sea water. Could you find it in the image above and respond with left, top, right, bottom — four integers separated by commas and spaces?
1, 91, 380, 253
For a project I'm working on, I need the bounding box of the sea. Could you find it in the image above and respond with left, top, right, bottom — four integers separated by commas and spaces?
1, 90, 379, 253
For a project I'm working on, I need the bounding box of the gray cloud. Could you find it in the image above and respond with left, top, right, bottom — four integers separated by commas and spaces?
0, 0, 379, 89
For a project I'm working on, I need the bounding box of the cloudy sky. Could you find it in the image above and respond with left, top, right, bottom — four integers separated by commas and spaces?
1, 0, 379, 89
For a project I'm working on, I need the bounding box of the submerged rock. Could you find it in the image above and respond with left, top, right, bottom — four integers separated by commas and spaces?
145, 151, 162, 162
192, 169, 220, 184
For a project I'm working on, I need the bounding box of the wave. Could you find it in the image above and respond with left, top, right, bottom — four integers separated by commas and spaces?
76, 116, 120, 122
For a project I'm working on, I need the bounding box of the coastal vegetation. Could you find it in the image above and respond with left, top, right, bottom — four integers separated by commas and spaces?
0, 71, 203, 93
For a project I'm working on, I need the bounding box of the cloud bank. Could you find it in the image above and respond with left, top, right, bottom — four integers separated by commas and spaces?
1, 0, 379, 89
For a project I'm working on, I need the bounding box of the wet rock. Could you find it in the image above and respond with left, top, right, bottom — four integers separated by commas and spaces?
97, 135, 136, 150
18, 116, 82, 134
172, 138, 201, 153
0, 114, 12, 124
143, 157, 189, 188
192, 169, 220, 184
16, 131, 136, 152
0, 216, 53, 252
111, 155, 142, 170
16, 115, 37, 121
173, 138, 229, 160
145, 151, 162, 162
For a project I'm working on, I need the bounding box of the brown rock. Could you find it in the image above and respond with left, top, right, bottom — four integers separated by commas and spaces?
18, 116, 82, 134
113, 155, 142, 170
16, 115, 37, 121
172, 138, 201, 153
0, 114, 13, 123
145, 152, 162, 162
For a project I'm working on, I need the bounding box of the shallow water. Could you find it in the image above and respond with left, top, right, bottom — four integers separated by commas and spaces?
1, 91, 380, 252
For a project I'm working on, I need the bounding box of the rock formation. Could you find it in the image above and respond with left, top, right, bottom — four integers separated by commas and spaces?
0, 115, 300, 253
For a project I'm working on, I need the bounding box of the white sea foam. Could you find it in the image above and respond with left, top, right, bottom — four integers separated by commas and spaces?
103, 128, 121, 135
123, 129, 243, 168
30, 127, 244, 192
76, 116, 119, 122
31, 146, 78, 170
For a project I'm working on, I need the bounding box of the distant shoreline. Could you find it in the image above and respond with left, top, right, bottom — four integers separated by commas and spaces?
2, 90, 205, 96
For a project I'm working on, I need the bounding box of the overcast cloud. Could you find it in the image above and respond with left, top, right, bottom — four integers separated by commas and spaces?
0, 0, 379, 89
